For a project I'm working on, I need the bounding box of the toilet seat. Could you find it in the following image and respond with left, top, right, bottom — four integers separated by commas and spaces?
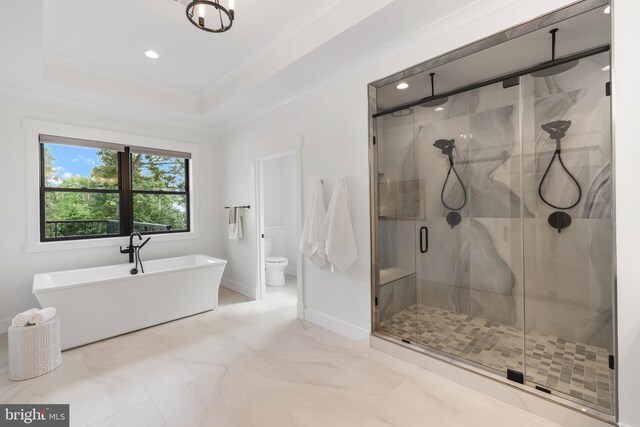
266, 256, 287, 263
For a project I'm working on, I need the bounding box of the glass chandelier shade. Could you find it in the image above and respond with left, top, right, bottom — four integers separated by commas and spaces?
186, 0, 235, 33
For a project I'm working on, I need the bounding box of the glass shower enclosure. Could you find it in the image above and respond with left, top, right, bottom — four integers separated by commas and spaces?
369, 1, 615, 420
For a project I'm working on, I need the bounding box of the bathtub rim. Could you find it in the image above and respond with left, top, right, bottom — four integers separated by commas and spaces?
33, 254, 227, 295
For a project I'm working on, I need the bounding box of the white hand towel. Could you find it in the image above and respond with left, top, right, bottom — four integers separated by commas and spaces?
299, 179, 327, 268
28, 307, 57, 325
228, 207, 244, 240
237, 208, 243, 239
11, 308, 39, 327
321, 177, 357, 272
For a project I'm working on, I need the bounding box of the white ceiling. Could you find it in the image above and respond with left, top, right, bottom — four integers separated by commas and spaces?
0, 0, 605, 131
1, 0, 410, 126
47, 0, 320, 94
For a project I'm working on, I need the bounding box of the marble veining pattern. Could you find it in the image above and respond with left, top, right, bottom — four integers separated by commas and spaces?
379, 304, 614, 414
378, 53, 614, 355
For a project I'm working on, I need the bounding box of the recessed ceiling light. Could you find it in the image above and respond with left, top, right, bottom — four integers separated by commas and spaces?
396, 82, 409, 90
603, 5, 610, 14
434, 107, 445, 112
144, 50, 159, 59
602, 65, 610, 71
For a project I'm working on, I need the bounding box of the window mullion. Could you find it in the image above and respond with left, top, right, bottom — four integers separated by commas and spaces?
120, 147, 133, 236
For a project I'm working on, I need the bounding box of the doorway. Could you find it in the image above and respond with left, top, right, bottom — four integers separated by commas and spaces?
256, 151, 303, 315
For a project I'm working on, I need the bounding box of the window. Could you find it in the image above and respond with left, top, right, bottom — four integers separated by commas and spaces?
39, 135, 190, 241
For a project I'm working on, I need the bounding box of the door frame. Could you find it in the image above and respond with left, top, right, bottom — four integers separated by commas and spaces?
255, 144, 304, 318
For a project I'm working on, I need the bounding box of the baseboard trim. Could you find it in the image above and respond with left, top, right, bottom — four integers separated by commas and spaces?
0, 318, 11, 333
304, 308, 370, 344
221, 278, 257, 300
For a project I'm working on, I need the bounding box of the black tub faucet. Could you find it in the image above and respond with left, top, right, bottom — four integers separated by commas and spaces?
120, 232, 151, 274
120, 232, 141, 263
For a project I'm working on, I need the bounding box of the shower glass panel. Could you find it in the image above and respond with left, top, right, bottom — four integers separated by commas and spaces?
412, 83, 525, 375
370, 2, 614, 418
376, 112, 418, 342
521, 51, 614, 414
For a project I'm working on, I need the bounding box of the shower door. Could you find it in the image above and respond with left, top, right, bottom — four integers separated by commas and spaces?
371, 2, 615, 418
413, 82, 526, 376
521, 51, 615, 414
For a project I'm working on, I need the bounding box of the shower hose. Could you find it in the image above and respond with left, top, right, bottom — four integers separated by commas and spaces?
538, 120, 582, 210
441, 153, 467, 211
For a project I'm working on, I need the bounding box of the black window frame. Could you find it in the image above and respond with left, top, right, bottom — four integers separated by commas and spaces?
39, 137, 191, 242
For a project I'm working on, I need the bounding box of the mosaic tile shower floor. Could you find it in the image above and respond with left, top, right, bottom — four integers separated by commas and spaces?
379, 304, 614, 413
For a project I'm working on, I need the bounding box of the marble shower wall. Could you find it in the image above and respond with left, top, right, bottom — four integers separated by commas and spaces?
414, 84, 523, 328
521, 53, 613, 351
377, 113, 420, 220
375, 52, 613, 352
376, 114, 419, 323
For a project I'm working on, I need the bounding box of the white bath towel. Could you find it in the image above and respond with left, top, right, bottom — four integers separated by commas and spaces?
11, 308, 39, 327
299, 179, 327, 268
228, 207, 244, 240
28, 307, 57, 325
321, 177, 357, 272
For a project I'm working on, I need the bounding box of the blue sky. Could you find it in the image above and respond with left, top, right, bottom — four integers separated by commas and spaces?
47, 144, 183, 189
48, 144, 101, 179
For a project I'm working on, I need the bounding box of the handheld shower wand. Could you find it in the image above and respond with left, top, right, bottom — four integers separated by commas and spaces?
538, 120, 582, 232
433, 139, 467, 228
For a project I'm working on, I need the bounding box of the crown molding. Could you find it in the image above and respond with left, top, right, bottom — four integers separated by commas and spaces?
200, 0, 394, 112
43, 56, 202, 115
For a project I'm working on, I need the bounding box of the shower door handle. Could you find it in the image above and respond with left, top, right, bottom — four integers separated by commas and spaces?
419, 226, 428, 253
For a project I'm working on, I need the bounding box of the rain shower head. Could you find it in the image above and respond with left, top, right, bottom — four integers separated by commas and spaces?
434, 139, 455, 156
531, 28, 579, 77
531, 61, 579, 77
541, 120, 572, 140
419, 72, 449, 108
420, 97, 449, 108
390, 108, 413, 117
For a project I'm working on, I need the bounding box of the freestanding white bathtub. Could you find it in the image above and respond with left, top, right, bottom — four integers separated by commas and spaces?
33, 254, 227, 350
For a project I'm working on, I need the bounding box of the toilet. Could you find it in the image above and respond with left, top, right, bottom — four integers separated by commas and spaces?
264, 237, 288, 286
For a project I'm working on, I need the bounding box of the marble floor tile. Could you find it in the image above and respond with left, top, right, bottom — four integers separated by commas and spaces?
363, 377, 562, 427
0, 283, 566, 427
0, 354, 150, 427
152, 367, 295, 427
379, 304, 614, 413
89, 400, 167, 427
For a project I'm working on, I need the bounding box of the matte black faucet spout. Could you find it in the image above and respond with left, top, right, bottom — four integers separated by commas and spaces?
129, 232, 143, 262
120, 232, 151, 275
120, 232, 142, 263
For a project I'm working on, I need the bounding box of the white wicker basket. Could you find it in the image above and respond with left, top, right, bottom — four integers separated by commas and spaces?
8, 317, 62, 381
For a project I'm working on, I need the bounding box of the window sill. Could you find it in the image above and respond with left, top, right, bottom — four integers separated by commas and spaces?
24, 231, 201, 253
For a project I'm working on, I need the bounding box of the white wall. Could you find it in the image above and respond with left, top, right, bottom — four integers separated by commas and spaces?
263, 158, 283, 228
218, 0, 586, 340
220, 102, 370, 338
0, 87, 223, 329
218, 1, 640, 425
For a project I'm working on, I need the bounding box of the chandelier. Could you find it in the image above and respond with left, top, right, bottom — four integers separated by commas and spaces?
186, 1, 235, 33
